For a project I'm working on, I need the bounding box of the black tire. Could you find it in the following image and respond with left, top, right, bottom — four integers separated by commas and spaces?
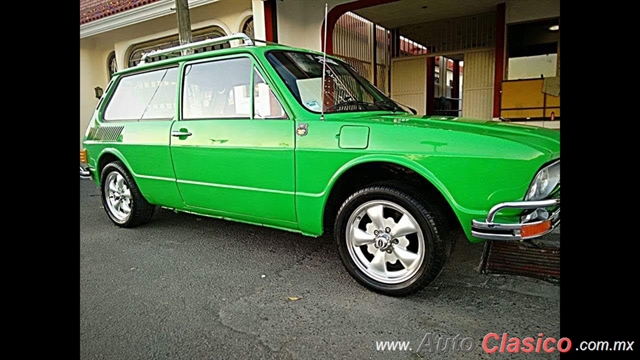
334, 185, 451, 296
100, 161, 155, 228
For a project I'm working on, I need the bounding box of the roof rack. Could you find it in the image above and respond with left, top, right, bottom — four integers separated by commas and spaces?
250, 38, 284, 46
139, 32, 254, 65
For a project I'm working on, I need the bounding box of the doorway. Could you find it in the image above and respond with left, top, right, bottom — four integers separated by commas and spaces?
431, 54, 464, 117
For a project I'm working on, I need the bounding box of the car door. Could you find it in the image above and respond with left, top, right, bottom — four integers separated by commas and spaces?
170, 55, 297, 227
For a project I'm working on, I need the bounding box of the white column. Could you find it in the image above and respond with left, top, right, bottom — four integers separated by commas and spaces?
251, 0, 266, 43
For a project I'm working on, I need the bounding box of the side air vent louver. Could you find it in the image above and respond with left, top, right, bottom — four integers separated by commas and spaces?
87, 126, 124, 142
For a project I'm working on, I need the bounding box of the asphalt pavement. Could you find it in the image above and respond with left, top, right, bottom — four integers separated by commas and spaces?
80, 178, 560, 359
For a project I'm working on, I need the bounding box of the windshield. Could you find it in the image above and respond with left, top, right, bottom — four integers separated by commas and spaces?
266, 50, 406, 114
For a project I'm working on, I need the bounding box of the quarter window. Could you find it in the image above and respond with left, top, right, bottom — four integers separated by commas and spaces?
104, 67, 178, 121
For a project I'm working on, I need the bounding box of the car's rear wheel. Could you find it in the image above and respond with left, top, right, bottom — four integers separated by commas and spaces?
335, 185, 451, 296
100, 161, 155, 228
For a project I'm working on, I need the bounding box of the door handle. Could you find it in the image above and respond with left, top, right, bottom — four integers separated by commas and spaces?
172, 130, 192, 137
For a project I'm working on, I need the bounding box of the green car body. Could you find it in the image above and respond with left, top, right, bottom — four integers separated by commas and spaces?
82, 37, 559, 295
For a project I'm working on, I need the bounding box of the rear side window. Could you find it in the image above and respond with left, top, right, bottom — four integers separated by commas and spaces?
104, 67, 178, 121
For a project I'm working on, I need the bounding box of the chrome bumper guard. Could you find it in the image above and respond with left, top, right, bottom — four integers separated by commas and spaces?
471, 199, 560, 241
80, 166, 92, 179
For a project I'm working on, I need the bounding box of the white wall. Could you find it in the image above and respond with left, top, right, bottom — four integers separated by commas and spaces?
506, 0, 560, 24
276, 0, 355, 51
80, 38, 112, 150
251, 0, 266, 43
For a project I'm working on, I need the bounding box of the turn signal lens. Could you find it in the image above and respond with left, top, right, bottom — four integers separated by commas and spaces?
521, 220, 551, 238
80, 149, 88, 164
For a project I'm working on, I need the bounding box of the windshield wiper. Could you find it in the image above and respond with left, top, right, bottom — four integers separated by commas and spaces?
326, 100, 380, 112
375, 99, 417, 114
374, 99, 403, 113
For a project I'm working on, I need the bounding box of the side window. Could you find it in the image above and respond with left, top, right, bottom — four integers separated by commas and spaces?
253, 69, 287, 119
104, 67, 178, 121
183, 57, 252, 119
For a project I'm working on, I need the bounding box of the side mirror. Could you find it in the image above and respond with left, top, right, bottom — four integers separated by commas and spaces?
94, 86, 103, 99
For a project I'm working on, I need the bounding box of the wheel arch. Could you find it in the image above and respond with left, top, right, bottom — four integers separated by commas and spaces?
95, 148, 134, 185
320, 155, 464, 235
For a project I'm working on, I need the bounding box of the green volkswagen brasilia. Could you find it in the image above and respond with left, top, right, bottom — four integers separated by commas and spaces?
81, 34, 559, 296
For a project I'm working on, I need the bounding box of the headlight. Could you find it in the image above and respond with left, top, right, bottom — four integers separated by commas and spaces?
525, 160, 560, 200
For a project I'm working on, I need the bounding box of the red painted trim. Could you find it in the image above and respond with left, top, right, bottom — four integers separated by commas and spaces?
493, 2, 506, 118
264, 0, 275, 42
322, 0, 399, 55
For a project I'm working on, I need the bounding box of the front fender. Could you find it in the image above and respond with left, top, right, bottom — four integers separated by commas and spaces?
295, 154, 468, 238
326, 154, 463, 211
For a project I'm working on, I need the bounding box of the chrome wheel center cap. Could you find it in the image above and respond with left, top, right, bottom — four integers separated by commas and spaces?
375, 233, 393, 251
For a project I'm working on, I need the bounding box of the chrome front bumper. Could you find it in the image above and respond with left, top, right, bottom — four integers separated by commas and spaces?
471, 198, 560, 241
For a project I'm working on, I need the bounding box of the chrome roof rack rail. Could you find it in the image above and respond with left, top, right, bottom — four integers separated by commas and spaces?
249, 38, 284, 46
139, 32, 254, 65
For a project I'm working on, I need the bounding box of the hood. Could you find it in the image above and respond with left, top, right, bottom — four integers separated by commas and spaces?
337, 113, 560, 157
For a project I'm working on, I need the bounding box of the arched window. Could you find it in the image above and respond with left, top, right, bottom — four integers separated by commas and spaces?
242, 16, 254, 38
127, 26, 227, 68
107, 51, 117, 79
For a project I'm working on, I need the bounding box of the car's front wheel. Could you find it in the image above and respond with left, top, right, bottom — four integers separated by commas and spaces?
100, 161, 155, 228
335, 185, 451, 296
